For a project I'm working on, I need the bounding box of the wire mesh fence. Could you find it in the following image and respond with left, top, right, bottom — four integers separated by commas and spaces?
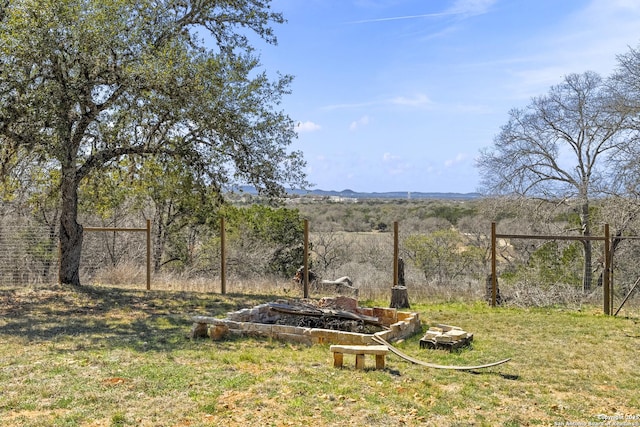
1, 212, 639, 313
80, 225, 150, 288
494, 236, 606, 308
490, 222, 640, 314
609, 236, 640, 314
0, 219, 58, 287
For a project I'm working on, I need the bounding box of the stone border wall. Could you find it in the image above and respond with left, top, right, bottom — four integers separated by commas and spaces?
192, 304, 421, 346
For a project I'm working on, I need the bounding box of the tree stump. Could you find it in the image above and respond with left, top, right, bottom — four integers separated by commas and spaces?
390, 286, 410, 309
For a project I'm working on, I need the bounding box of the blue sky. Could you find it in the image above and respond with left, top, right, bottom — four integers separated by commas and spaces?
254, 0, 640, 193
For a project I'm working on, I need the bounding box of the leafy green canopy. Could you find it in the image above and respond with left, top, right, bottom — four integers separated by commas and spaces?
0, 0, 306, 196
0, 0, 307, 285
222, 204, 305, 277
404, 229, 485, 285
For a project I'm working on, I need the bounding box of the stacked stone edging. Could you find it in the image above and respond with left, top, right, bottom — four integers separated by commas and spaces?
191, 299, 421, 345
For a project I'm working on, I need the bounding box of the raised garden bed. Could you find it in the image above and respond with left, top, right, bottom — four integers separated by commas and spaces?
191, 296, 421, 346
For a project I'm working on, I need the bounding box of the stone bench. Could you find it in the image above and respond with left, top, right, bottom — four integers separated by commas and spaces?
330, 345, 389, 370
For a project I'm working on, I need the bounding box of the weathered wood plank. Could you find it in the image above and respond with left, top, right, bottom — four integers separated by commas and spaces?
329, 345, 389, 355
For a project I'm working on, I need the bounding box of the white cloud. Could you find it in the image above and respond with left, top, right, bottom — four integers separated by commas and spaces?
323, 94, 433, 112
391, 93, 433, 107
296, 121, 321, 133
444, 153, 468, 167
349, 115, 370, 131
569, 0, 640, 68
382, 152, 399, 162
382, 152, 411, 176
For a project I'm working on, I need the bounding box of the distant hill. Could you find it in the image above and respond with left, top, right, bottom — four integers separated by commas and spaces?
291, 189, 482, 200
236, 186, 482, 200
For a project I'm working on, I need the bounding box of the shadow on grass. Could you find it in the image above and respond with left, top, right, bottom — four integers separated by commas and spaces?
466, 370, 521, 380
0, 285, 278, 352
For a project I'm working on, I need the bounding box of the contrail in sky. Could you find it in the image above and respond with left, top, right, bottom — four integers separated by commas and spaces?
348, 0, 496, 24
348, 12, 455, 24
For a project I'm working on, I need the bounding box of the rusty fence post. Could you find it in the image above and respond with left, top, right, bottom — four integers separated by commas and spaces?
303, 219, 309, 299
146, 219, 151, 290
491, 222, 497, 307
220, 217, 226, 295
393, 221, 399, 287
604, 223, 610, 315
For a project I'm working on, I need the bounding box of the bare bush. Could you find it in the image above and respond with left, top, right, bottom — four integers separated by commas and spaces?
337, 260, 390, 300
90, 262, 146, 287
501, 281, 587, 308
309, 230, 352, 278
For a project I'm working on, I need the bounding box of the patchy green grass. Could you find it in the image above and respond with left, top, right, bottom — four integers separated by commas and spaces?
1, 285, 639, 426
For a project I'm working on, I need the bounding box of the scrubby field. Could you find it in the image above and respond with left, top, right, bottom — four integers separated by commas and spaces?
1, 285, 639, 426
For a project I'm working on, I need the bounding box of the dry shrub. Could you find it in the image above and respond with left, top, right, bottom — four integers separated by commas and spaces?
335, 261, 390, 300
501, 281, 587, 308
82, 254, 488, 305
151, 273, 220, 293
147, 273, 293, 295
226, 275, 293, 295
90, 262, 145, 287
408, 281, 484, 303
319, 260, 485, 303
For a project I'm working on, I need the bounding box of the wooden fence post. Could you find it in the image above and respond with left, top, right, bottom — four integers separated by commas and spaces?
604, 223, 610, 315
390, 221, 410, 308
220, 217, 226, 295
303, 219, 309, 299
491, 222, 497, 307
393, 221, 399, 287
146, 219, 151, 290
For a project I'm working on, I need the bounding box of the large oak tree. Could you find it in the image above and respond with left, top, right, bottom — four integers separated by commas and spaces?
609, 45, 640, 194
0, 0, 306, 285
477, 71, 632, 291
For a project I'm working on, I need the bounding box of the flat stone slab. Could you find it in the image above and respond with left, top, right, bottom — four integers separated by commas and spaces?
419, 325, 474, 351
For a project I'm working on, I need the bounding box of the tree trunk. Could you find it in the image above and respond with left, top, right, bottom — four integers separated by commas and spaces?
152, 210, 165, 273
485, 274, 502, 305
390, 286, 410, 309
582, 240, 592, 292
397, 258, 405, 286
58, 163, 83, 286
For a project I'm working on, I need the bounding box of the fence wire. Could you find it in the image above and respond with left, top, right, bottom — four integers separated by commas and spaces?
0, 221, 58, 287
80, 228, 148, 287
492, 229, 640, 312
2, 216, 639, 311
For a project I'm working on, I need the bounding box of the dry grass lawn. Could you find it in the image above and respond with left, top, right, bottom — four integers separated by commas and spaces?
1, 284, 639, 426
